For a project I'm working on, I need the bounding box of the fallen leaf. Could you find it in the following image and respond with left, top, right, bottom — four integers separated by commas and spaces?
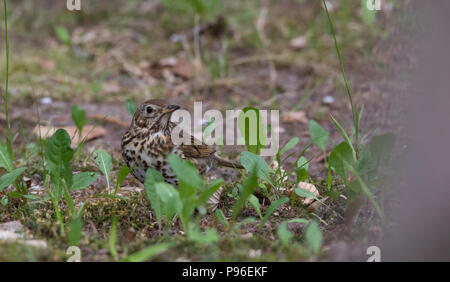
288, 182, 320, 206
33, 125, 107, 146
282, 111, 308, 124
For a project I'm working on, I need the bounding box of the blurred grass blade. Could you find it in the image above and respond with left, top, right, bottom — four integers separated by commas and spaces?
122, 242, 175, 262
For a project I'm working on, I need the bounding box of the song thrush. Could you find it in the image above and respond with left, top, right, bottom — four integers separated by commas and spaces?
121, 99, 243, 186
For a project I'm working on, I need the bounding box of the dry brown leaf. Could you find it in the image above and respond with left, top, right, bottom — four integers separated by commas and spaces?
32, 125, 107, 146
282, 111, 308, 124
288, 182, 320, 206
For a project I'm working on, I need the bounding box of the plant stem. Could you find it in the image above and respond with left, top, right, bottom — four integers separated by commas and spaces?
322, 0, 359, 157
3, 0, 12, 159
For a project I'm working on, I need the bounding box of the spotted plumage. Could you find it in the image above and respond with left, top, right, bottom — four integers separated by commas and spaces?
121, 99, 243, 186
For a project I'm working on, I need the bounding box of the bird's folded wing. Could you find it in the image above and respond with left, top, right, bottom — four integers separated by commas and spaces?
180, 135, 215, 158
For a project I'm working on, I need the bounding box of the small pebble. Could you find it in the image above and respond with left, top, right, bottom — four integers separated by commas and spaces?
323, 95, 335, 105
40, 97, 53, 105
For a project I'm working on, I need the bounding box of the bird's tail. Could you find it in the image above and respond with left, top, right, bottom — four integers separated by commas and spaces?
215, 155, 244, 169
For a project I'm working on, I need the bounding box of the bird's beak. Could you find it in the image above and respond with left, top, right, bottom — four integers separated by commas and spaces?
162, 105, 180, 114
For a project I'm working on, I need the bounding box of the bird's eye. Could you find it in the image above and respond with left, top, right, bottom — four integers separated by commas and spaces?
145, 106, 153, 114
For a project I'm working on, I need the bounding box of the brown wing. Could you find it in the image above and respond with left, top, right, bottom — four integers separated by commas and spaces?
180, 135, 215, 158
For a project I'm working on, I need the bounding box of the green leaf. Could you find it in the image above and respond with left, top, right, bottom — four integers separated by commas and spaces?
215, 209, 229, 228
0, 143, 13, 172
277, 221, 293, 247
115, 165, 131, 193
109, 216, 119, 261
329, 142, 354, 184
330, 114, 356, 160
232, 166, 258, 220
305, 220, 322, 254
1, 196, 8, 206
0, 167, 26, 191
248, 194, 262, 220
55, 26, 71, 45
69, 216, 83, 246
295, 188, 318, 200
188, 226, 219, 244
279, 137, 299, 155
93, 150, 112, 193
296, 156, 309, 183
122, 242, 174, 262
240, 151, 272, 183
154, 182, 181, 223
260, 196, 289, 229
72, 172, 99, 191
125, 98, 137, 117
198, 178, 224, 206
45, 129, 74, 198
144, 168, 165, 227
309, 120, 329, 151
167, 154, 203, 190
71, 105, 86, 134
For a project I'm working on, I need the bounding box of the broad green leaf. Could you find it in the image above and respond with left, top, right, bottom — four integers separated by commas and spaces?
279, 137, 299, 155
260, 196, 289, 229
305, 220, 322, 254
198, 178, 224, 206
116, 165, 131, 193
125, 98, 137, 117
296, 156, 309, 183
71, 105, 86, 134
248, 194, 262, 220
69, 215, 83, 246
167, 154, 203, 190
55, 26, 71, 45
1, 196, 8, 206
154, 182, 181, 223
0, 143, 13, 172
232, 166, 258, 220
240, 151, 272, 183
72, 172, 99, 191
93, 150, 112, 193
277, 221, 293, 246
144, 168, 165, 227
295, 188, 319, 200
215, 209, 229, 229
122, 242, 175, 262
0, 167, 26, 191
45, 129, 74, 197
329, 142, 354, 184
309, 120, 329, 151
330, 114, 356, 160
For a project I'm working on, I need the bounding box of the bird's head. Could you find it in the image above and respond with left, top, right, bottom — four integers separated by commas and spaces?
131, 99, 180, 132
